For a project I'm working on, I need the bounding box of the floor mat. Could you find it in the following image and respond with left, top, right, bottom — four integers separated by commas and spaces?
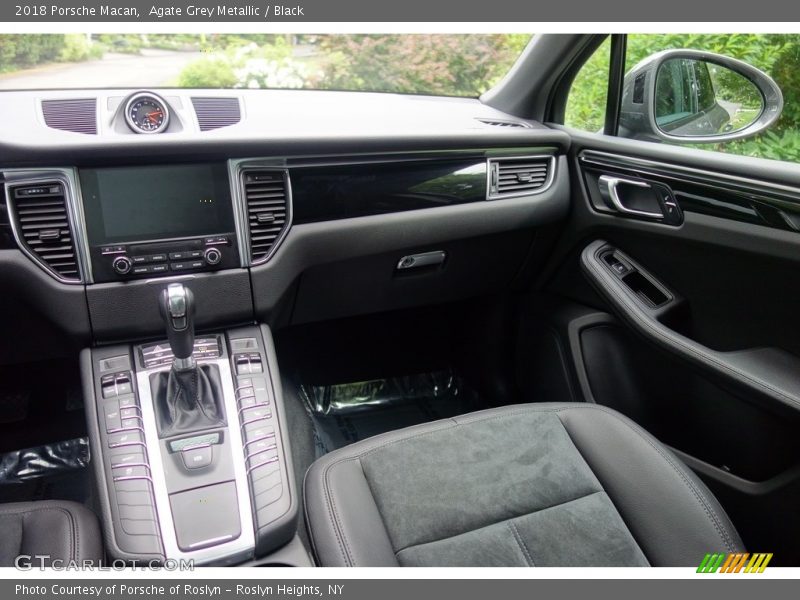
299, 370, 484, 456
0, 437, 91, 504
0, 359, 86, 454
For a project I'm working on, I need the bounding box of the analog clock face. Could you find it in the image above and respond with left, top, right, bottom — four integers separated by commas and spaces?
125, 95, 169, 134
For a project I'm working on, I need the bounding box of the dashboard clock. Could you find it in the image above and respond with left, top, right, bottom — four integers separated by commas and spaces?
124, 92, 170, 134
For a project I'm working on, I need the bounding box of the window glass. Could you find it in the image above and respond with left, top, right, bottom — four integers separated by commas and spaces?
0, 34, 532, 98
564, 37, 611, 133
566, 34, 800, 163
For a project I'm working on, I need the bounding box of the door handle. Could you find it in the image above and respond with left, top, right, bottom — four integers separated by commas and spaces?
598, 175, 664, 219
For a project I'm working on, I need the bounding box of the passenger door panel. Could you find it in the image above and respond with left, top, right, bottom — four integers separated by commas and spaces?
539, 130, 800, 563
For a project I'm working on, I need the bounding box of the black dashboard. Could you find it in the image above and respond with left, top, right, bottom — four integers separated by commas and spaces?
0, 88, 571, 353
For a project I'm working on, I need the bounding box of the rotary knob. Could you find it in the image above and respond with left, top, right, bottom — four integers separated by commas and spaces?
112, 255, 132, 275
204, 247, 222, 266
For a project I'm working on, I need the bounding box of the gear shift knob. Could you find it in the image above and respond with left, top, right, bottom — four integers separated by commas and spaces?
160, 283, 195, 369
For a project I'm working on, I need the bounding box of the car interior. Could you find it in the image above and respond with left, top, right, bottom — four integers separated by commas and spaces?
0, 33, 798, 568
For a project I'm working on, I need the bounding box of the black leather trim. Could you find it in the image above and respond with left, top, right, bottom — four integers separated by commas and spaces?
555, 405, 743, 565
304, 403, 742, 567
580, 239, 800, 415
0, 500, 103, 566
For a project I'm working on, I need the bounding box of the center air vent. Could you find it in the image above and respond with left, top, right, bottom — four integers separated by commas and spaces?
192, 97, 242, 131
242, 170, 290, 264
41, 98, 97, 135
487, 156, 553, 199
9, 182, 81, 281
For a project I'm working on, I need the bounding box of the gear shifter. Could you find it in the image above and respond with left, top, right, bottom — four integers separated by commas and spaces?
160, 283, 196, 371
151, 283, 225, 438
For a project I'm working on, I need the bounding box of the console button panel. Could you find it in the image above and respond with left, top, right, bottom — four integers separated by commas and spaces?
91, 351, 164, 559
88, 327, 294, 563
229, 335, 292, 541
140, 336, 221, 369
92, 234, 239, 283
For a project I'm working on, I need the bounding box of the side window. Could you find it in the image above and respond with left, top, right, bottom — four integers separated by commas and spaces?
565, 34, 799, 164
564, 37, 610, 134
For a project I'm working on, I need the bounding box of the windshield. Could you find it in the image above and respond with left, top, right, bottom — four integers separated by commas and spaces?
0, 34, 532, 96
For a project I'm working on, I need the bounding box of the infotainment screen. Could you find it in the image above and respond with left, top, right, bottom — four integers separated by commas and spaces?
80, 163, 235, 244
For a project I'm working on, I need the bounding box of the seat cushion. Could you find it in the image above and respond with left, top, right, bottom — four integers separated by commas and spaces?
0, 500, 103, 567
304, 403, 743, 567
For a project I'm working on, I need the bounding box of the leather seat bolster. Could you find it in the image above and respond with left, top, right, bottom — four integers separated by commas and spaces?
304, 457, 398, 567
554, 405, 744, 565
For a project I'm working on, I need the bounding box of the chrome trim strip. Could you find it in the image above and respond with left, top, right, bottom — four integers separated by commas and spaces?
181, 442, 212, 452
227, 160, 293, 267
113, 475, 154, 483
68, 167, 94, 283
243, 434, 276, 450
107, 424, 145, 435
237, 403, 268, 417
226, 159, 251, 268
246, 444, 278, 459
246, 457, 279, 474
485, 154, 557, 200
579, 150, 800, 202
188, 534, 234, 549
107, 441, 147, 450
2, 168, 93, 284
241, 415, 270, 427
229, 147, 558, 171
111, 462, 150, 470
135, 356, 255, 565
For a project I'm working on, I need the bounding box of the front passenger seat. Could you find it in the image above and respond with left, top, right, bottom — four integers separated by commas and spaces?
0, 500, 103, 567
304, 403, 743, 566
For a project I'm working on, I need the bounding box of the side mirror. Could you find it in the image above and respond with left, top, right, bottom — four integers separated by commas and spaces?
619, 49, 783, 143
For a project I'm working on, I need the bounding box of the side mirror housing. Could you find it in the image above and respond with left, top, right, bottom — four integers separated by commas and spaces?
620, 49, 783, 143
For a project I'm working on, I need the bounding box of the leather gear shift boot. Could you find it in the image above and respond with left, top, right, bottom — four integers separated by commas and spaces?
151, 364, 226, 438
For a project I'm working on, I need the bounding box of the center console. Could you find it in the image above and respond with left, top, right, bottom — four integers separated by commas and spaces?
83, 298, 298, 564
50, 159, 302, 564
76, 158, 296, 564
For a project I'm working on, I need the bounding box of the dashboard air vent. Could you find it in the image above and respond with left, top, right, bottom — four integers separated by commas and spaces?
192, 97, 242, 131
488, 157, 553, 199
41, 99, 97, 135
9, 183, 80, 281
477, 118, 530, 129
242, 170, 290, 263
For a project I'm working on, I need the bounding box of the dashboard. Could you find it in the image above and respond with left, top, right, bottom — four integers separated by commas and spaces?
0, 88, 571, 351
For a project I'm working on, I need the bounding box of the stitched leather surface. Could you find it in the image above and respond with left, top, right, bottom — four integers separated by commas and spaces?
0, 500, 103, 566
304, 403, 743, 567
151, 364, 226, 437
